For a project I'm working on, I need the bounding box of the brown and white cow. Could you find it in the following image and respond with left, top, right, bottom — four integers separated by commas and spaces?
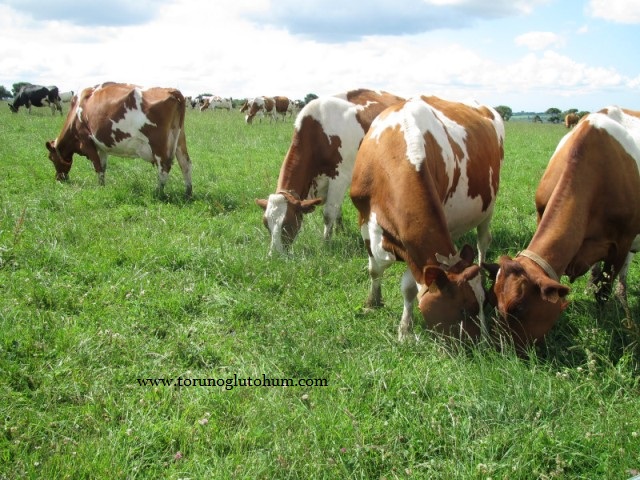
45, 82, 193, 198
244, 96, 275, 124
564, 112, 580, 128
484, 106, 640, 349
200, 95, 233, 111
350, 96, 505, 341
255, 89, 405, 255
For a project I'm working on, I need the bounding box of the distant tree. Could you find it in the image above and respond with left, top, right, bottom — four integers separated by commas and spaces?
12, 82, 32, 96
494, 105, 512, 121
533, 115, 543, 123
578, 111, 590, 119
564, 108, 578, 115
545, 107, 562, 124
232, 98, 247, 109
0, 86, 12, 99
304, 93, 318, 105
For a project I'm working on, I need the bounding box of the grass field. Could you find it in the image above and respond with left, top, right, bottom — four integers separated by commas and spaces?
1, 104, 639, 479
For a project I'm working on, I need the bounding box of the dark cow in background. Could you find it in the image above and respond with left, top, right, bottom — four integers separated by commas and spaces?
45, 82, 193, 198
564, 112, 580, 128
485, 106, 640, 350
255, 89, 405, 254
9, 84, 62, 115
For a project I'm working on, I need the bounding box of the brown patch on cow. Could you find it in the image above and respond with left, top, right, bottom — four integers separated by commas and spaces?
420, 95, 502, 211
280, 115, 343, 191
347, 90, 406, 132
273, 96, 290, 114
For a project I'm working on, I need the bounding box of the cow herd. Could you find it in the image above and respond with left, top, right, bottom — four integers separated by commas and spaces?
9, 81, 640, 354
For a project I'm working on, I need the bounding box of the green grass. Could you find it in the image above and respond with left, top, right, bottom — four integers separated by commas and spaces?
1, 107, 639, 479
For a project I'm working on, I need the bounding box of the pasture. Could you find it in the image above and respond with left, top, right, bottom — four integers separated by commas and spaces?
1, 104, 639, 479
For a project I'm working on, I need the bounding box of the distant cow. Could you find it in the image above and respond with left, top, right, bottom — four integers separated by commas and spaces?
9, 84, 62, 115
255, 89, 405, 254
273, 96, 290, 121
200, 95, 233, 111
244, 96, 276, 124
485, 106, 640, 349
564, 112, 579, 128
45, 82, 193, 198
288, 99, 304, 118
350, 96, 505, 341
59, 90, 74, 103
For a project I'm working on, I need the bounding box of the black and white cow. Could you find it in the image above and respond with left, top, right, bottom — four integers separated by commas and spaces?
8, 85, 62, 115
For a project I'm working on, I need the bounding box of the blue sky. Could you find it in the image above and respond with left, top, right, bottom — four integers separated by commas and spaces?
1, 0, 638, 112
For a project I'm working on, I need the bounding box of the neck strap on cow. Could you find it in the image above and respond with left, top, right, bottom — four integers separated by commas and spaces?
517, 249, 560, 282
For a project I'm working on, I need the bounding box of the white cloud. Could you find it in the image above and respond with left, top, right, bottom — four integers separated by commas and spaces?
515, 31, 565, 51
0, 0, 637, 112
587, 0, 640, 23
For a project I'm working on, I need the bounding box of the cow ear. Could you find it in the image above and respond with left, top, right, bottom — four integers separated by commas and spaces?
45, 141, 55, 153
299, 198, 323, 214
423, 265, 450, 292
459, 264, 481, 283
482, 262, 500, 280
539, 278, 570, 306
458, 244, 475, 264
255, 198, 268, 211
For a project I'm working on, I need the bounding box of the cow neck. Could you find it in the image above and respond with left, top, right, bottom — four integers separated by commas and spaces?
55, 106, 81, 160
400, 198, 458, 285
524, 170, 593, 280
275, 142, 317, 201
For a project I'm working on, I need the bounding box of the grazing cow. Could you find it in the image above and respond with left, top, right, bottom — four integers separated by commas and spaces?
9, 84, 62, 115
350, 96, 505, 341
244, 96, 276, 124
45, 82, 193, 198
255, 89, 405, 254
273, 96, 290, 121
200, 95, 233, 111
484, 106, 640, 349
564, 112, 579, 128
288, 99, 304, 118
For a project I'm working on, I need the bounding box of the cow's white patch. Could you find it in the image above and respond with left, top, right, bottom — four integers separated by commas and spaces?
264, 193, 288, 254
90, 88, 157, 162
367, 212, 396, 264
586, 107, 640, 167
467, 273, 487, 335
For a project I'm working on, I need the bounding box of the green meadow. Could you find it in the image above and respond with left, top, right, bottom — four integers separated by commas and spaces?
1, 104, 639, 479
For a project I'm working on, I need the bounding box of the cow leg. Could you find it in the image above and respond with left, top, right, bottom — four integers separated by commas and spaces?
589, 261, 614, 304
362, 217, 396, 308
175, 130, 193, 199
614, 252, 634, 321
475, 215, 493, 265
399, 268, 418, 341
156, 159, 172, 196
366, 252, 395, 308
322, 203, 340, 241
87, 150, 108, 185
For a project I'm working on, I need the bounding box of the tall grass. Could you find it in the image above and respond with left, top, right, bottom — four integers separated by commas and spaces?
0, 106, 638, 479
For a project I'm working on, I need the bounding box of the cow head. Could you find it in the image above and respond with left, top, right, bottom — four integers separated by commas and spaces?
483, 255, 569, 349
45, 140, 73, 181
8, 103, 18, 113
418, 244, 485, 339
255, 191, 323, 254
